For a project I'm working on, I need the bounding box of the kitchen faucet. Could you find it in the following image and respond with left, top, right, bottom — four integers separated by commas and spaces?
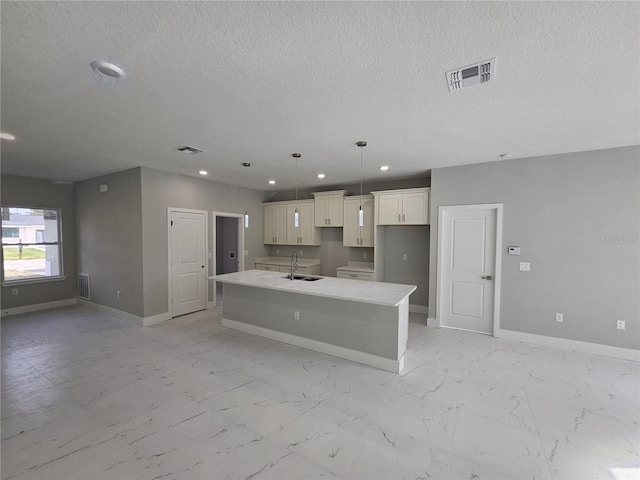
290, 251, 298, 280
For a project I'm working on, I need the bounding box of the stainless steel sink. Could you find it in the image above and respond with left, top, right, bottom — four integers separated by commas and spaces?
283, 274, 322, 281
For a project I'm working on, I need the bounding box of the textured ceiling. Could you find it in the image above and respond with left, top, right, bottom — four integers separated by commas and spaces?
1, 1, 638, 190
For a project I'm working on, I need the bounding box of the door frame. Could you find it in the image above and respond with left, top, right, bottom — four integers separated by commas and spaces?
436, 203, 503, 335
167, 207, 209, 318
211, 211, 245, 307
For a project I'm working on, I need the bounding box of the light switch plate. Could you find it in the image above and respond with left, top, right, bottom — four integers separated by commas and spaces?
520, 262, 531, 271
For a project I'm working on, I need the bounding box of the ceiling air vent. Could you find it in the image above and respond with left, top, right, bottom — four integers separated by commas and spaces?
175, 145, 205, 154
446, 58, 496, 92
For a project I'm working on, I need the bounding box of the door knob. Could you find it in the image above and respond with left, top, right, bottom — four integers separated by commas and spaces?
481, 275, 493, 280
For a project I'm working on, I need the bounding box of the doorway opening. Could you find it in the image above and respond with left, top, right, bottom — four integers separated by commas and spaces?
212, 212, 244, 306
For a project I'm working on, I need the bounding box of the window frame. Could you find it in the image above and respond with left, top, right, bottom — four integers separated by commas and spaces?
1, 206, 66, 286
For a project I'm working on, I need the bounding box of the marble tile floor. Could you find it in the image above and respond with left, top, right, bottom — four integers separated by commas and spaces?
1, 305, 638, 480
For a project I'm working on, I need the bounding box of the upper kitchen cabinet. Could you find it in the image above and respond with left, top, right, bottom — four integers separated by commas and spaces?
312, 190, 349, 227
285, 200, 321, 245
264, 200, 320, 245
372, 188, 430, 225
343, 196, 374, 247
263, 203, 287, 244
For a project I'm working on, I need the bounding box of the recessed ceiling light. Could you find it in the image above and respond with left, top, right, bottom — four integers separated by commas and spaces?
198, 170, 208, 175
499, 153, 512, 159
317, 173, 325, 179
268, 180, 276, 185
90, 60, 125, 79
0, 132, 16, 140
379, 165, 389, 171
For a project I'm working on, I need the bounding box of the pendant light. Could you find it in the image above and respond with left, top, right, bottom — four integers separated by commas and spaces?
242, 162, 250, 228
356, 141, 367, 227
292, 153, 301, 227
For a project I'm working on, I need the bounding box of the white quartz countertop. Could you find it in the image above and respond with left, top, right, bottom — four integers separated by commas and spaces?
336, 262, 375, 273
254, 257, 321, 267
209, 270, 416, 307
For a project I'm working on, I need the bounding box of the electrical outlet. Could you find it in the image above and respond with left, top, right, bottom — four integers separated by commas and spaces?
299, 250, 303, 256
116, 291, 120, 299
520, 262, 531, 271
294, 310, 300, 320
555, 313, 564, 322
363, 252, 368, 259
402, 254, 408, 261
276, 249, 280, 254
616, 320, 625, 330
11, 288, 18, 296
244, 250, 248, 256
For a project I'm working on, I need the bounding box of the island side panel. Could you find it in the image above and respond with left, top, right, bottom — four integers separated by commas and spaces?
222, 283, 403, 361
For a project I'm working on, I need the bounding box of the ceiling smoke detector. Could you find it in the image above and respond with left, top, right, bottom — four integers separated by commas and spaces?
446, 58, 496, 92
175, 145, 205, 154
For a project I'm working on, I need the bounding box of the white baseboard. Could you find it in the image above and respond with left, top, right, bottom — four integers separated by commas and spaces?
427, 317, 438, 327
207, 301, 216, 309
76, 299, 172, 326
409, 304, 428, 315
143, 312, 171, 326
222, 317, 404, 374
1, 298, 77, 317
76, 299, 144, 326
495, 328, 640, 362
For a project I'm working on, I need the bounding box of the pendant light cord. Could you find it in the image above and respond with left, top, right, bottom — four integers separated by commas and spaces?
360, 147, 363, 199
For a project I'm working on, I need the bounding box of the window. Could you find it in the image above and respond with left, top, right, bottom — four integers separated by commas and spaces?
1, 207, 64, 284
2, 227, 19, 238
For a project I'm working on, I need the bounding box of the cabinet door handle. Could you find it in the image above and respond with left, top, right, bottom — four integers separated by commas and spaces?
403, 214, 406, 222
328, 218, 331, 225
398, 214, 401, 222
325, 218, 327, 225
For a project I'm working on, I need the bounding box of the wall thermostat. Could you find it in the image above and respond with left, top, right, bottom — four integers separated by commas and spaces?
508, 246, 521, 255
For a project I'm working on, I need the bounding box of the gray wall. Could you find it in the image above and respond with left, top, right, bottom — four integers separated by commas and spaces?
1, 175, 76, 309
428, 146, 640, 350
382, 226, 429, 307
140, 167, 269, 318
75, 168, 144, 316
267, 177, 430, 202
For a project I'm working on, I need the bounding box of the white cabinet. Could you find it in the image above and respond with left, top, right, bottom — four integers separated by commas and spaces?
263, 203, 287, 244
373, 188, 430, 225
312, 190, 348, 227
255, 263, 280, 272
255, 262, 320, 276
278, 265, 321, 275
336, 270, 374, 281
285, 201, 321, 246
263, 200, 320, 246
343, 196, 374, 247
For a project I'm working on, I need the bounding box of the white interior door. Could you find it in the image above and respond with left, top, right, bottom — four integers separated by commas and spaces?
439, 207, 498, 334
170, 210, 206, 317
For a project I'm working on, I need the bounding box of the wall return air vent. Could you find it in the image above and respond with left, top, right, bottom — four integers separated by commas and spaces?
446, 58, 496, 92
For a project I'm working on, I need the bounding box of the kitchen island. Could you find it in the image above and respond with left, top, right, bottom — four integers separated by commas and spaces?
209, 270, 416, 373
